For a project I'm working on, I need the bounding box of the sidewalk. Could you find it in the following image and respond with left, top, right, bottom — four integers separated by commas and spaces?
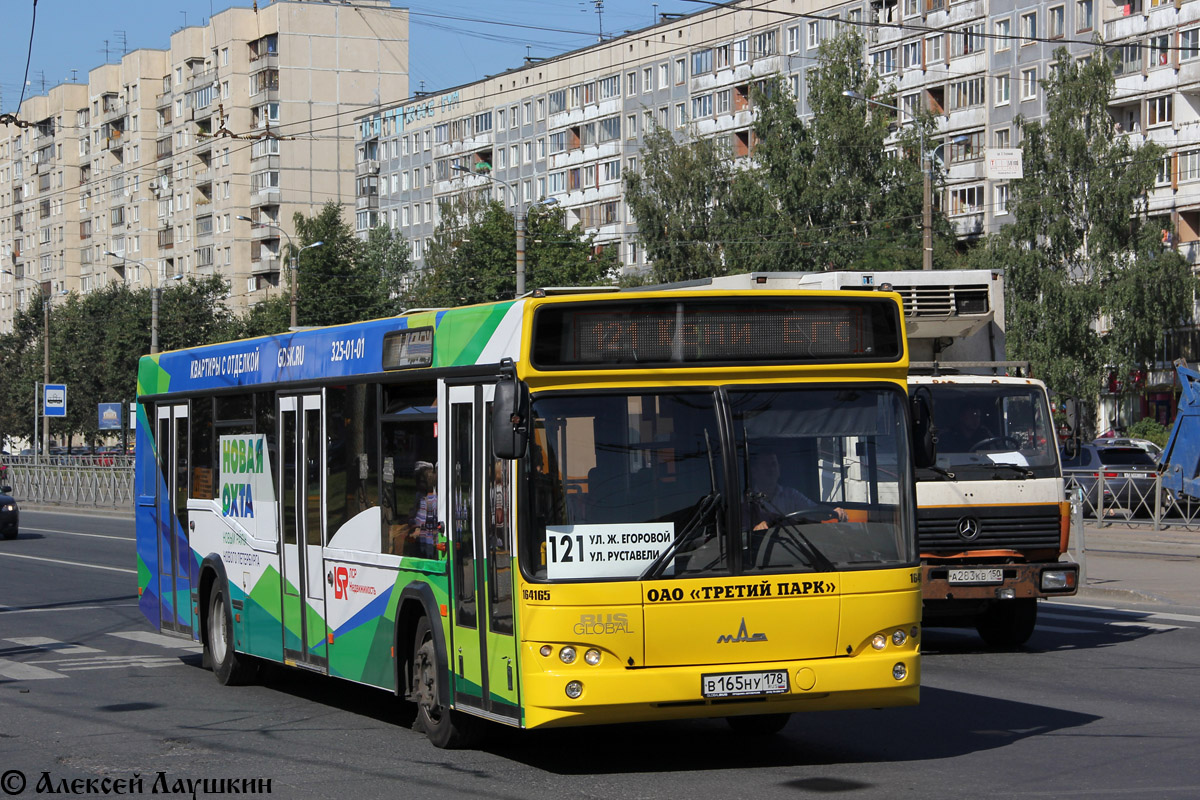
1066, 520, 1200, 608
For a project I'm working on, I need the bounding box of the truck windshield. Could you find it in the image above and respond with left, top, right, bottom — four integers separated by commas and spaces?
925, 384, 1059, 478
520, 386, 916, 582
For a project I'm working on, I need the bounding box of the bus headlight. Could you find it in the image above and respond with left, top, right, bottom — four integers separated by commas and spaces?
559, 646, 577, 664
871, 634, 887, 650
891, 629, 907, 646
539, 645, 552, 657
584, 648, 601, 665
893, 662, 907, 681
565, 680, 584, 698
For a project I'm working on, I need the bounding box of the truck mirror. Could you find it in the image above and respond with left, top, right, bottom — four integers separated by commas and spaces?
1061, 437, 1078, 461
911, 391, 936, 468
492, 362, 530, 460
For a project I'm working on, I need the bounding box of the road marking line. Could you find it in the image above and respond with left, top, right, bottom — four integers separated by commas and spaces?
5, 637, 101, 655
1108, 620, 1180, 632
0, 604, 135, 614
0, 658, 66, 681
19, 527, 132, 542
108, 630, 202, 653
0, 551, 134, 574
57, 658, 180, 671
1043, 606, 1200, 625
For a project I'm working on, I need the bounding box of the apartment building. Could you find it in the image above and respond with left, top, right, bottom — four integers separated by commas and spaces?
357, 0, 1200, 279
0, 0, 408, 333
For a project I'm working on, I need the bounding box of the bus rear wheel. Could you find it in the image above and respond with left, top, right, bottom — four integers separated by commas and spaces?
207, 584, 256, 685
975, 598, 1037, 648
411, 617, 481, 749
726, 713, 791, 735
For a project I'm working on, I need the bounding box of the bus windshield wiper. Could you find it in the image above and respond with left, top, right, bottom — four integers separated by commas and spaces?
922, 464, 956, 480
991, 463, 1034, 479
766, 509, 837, 573
639, 491, 723, 580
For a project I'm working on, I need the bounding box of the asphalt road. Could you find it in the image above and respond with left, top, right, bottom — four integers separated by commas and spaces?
2, 510, 1199, 799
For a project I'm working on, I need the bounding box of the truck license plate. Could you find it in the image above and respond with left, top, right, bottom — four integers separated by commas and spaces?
701, 670, 789, 698
948, 568, 1004, 584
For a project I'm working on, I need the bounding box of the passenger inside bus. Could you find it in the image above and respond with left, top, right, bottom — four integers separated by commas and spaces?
402, 461, 439, 558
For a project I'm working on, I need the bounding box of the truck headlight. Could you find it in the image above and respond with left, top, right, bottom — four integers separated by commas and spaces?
1041, 570, 1075, 591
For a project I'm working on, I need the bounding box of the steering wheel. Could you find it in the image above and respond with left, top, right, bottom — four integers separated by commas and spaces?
971, 435, 1021, 451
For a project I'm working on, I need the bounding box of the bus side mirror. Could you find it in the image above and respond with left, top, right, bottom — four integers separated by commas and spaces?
492, 372, 530, 460
911, 392, 936, 468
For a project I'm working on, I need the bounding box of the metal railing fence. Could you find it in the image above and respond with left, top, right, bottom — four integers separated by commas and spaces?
1063, 468, 1200, 529
2, 455, 135, 510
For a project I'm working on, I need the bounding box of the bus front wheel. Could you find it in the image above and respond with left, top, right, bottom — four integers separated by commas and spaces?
206, 584, 256, 685
411, 617, 481, 748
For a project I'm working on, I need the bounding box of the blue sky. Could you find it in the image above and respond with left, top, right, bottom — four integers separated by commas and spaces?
1, 0, 696, 114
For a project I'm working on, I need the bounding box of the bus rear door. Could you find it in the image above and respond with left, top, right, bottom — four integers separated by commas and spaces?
446, 383, 520, 724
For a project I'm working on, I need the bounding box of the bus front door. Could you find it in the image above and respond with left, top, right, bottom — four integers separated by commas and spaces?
156, 403, 193, 636
279, 394, 329, 672
446, 383, 520, 725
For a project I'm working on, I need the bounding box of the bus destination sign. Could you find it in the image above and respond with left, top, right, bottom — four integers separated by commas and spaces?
532, 298, 901, 368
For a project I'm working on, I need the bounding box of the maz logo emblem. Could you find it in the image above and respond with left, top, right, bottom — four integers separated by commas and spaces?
717, 617, 768, 643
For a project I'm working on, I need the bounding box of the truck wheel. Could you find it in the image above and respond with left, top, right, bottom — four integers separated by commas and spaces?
207, 584, 257, 685
726, 713, 791, 735
975, 598, 1037, 648
411, 617, 482, 749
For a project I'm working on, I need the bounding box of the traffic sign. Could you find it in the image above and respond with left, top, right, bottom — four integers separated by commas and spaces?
98, 402, 122, 430
44, 384, 67, 417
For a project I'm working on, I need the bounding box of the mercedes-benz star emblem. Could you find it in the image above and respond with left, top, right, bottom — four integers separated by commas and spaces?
957, 517, 981, 540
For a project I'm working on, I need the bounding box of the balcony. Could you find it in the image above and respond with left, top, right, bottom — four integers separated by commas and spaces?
158, 228, 174, 250
156, 92, 172, 109
356, 159, 380, 177
250, 225, 276, 242
250, 188, 280, 208
357, 193, 379, 211
251, 257, 280, 276
194, 168, 212, 186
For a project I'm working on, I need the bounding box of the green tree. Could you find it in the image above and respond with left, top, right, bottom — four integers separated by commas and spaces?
625, 29, 958, 281
970, 48, 1195, 402
412, 190, 615, 306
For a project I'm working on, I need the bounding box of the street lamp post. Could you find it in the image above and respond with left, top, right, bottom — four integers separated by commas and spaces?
451, 164, 559, 297
843, 90, 936, 271
2, 268, 50, 462
236, 215, 322, 327
106, 252, 180, 355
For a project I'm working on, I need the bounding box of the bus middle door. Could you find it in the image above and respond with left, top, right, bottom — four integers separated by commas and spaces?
279, 394, 329, 672
445, 383, 520, 725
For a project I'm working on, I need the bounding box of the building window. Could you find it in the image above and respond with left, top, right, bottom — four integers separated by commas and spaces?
752, 30, 776, 57
995, 75, 1010, 106
626, 71, 638, 95
994, 184, 1010, 216
1049, 6, 1065, 38
1150, 34, 1170, 68
807, 21, 820, 49
994, 127, 1010, 148
659, 63, 670, 89
1021, 68, 1038, 101
692, 94, 714, 119
1183, 28, 1200, 61
926, 35, 943, 63
952, 24, 985, 58
949, 77, 985, 109
949, 185, 984, 215
787, 26, 801, 53
1148, 94, 1173, 127
599, 75, 620, 100
715, 44, 730, 69
1180, 150, 1200, 182
675, 58, 686, 84
872, 48, 896, 75
948, 130, 984, 163
675, 103, 687, 128
734, 38, 749, 64
643, 66, 653, 92
1020, 12, 1037, 45
903, 41, 921, 69
692, 49, 713, 75
1076, 0, 1093, 32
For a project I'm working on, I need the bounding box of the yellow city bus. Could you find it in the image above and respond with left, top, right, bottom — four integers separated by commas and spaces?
135, 288, 928, 747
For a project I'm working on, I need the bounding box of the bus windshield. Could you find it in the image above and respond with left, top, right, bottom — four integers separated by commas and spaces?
924, 384, 1058, 479
522, 386, 915, 582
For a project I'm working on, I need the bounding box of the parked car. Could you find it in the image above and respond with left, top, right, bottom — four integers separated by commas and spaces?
0, 481, 17, 540
1092, 437, 1163, 459
1062, 444, 1159, 517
